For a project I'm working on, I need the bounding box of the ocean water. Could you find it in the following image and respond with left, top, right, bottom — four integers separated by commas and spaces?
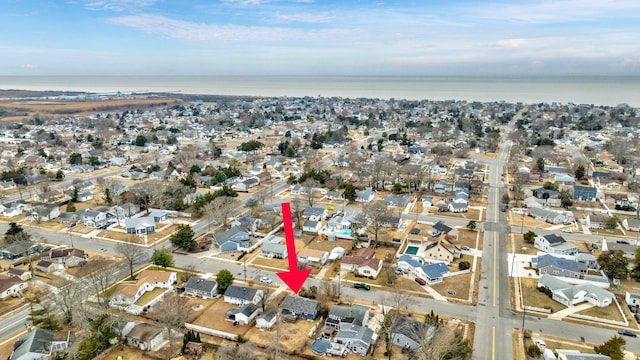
0, 76, 639, 106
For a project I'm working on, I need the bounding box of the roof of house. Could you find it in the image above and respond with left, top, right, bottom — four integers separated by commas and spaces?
335, 324, 374, 345
224, 285, 259, 301
541, 234, 567, 245
328, 304, 370, 327
282, 295, 319, 315
297, 248, 328, 259
126, 323, 163, 341
37, 260, 54, 268
262, 241, 287, 255
303, 220, 320, 228
11, 329, 68, 359
423, 262, 450, 280
390, 316, 430, 343
535, 254, 580, 273
2, 240, 38, 255
0, 275, 24, 293
125, 216, 155, 229
184, 277, 217, 293
113, 270, 175, 298
257, 309, 278, 322
432, 221, 452, 233
303, 207, 325, 217
213, 226, 249, 245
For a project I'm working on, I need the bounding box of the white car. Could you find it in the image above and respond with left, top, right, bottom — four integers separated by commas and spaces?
562, 229, 573, 233
260, 276, 273, 284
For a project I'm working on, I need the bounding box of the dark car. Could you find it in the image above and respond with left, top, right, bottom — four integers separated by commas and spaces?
415, 277, 426, 286
618, 329, 637, 338
354, 283, 370, 290
634, 314, 640, 323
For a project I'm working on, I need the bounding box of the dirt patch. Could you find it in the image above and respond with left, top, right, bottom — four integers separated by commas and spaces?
190, 297, 253, 336
252, 256, 289, 271
306, 238, 353, 253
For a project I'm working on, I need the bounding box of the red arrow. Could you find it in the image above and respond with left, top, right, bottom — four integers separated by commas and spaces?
277, 202, 311, 294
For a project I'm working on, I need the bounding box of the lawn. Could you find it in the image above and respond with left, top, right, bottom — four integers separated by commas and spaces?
148, 224, 180, 242
432, 262, 480, 303
97, 230, 139, 242
0, 296, 25, 315
134, 287, 167, 306
436, 208, 482, 221
576, 303, 625, 322
305, 238, 353, 253
521, 278, 560, 313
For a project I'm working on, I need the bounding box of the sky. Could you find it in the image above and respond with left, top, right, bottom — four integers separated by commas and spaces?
2, 0, 640, 76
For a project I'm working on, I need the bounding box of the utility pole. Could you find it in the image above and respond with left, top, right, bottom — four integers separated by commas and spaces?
67, 229, 74, 248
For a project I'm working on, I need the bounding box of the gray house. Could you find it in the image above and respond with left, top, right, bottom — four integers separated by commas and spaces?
184, 277, 218, 298
125, 216, 155, 234
391, 316, 434, 351
226, 303, 261, 325
214, 226, 251, 252
223, 285, 263, 306
261, 241, 287, 259
10, 329, 70, 360
532, 254, 581, 279
281, 295, 320, 320
573, 185, 597, 201
335, 324, 374, 356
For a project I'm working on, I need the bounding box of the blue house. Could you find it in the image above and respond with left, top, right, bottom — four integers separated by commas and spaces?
281, 295, 320, 320
213, 226, 251, 252
125, 216, 156, 234
1, 241, 44, 260
573, 185, 597, 201
149, 209, 169, 222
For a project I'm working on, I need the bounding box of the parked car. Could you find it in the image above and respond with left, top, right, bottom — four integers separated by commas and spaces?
461, 246, 470, 251
618, 329, 637, 338
634, 314, 640, 323
260, 277, 272, 284
354, 283, 370, 290
562, 229, 573, 233
591, 243, 599, 250
415, 277, 426, 286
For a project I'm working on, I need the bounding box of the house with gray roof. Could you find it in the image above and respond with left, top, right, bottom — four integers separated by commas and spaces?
256, 309, 278, 329
327, 190, 345, 201
184, 277, 218, 298
125, 216, 155, 235
556, 350, 611, 359
303, 206, 327, 221
538, 274, 614, 308
10, 329, 70, 360
226, 303, 261, 325
527, 207, 574, 225
82, 208, 107, 228
223, 285, 263, 306
281, 295, 320, 320
390, 316, 434, 351
261, 241, 287, 259
334, 324, 374, 356
532, 254, 581, 279
355, 188, 375, 203
1, 241, 44, 260
534, 234, 577, 255
573, 185, 597, 202
325, 304, 370, 333
385, 194, 409, 208
397, 255, 449, 284
213, 226, 251, 252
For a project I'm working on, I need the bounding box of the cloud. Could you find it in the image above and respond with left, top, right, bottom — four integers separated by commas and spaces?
84, 0, 156, 12
107, 14, 353, 43
273, 12, 335, 23
20, 64, 39, 70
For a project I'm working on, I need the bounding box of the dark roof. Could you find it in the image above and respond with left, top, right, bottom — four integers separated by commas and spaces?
282, 295, 319, 315
184, 277, 217, 293
223, 285, 258, 301
214, 226, 249, 245
391, 316, 427, 343
543, 234, 566, 245
432, 221, 452, 233
536, 254, 580, 273
327, 305, 369, 327
258, 309, 278, 322
11, 329, 68, 359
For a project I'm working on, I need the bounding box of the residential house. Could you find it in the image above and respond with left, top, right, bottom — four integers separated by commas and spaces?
625, 292, 640, 307
297, 248, 329, 265
0, 275, 27, 300
355, 188, 375, 203
385, 194, 409, 208
0, 200, 30, 217
112, 203, 141, 218
213, 226, 251, 252
124, 322, 164, 351
36, 260, 61, 273
556, 350, 611, 360
110, 270, 176, 308
302, 220, 322, 234
125, 216, 156, 235
448, 202, 469, 213
397, 255, 450, 284
149, 209, 169, 222
585, 214, 610, 229
231, 177, 260, 192
421, 196, 434, 208
41, 248, 87, 268
324, 304, 370, 332
335, 324, 374, 356
9, 329, 70, 360
555, 174, 576, 185
82, 208, 107, 228
432, 221, 453, 236
184, 277, 218, 298
7, 268, 31, 281
223, 285, 263, 306
622, 218, 640, 232
534, 234, 578, 255
528, 208, 575, 225
0, 241, 44, 260
327, 190, 345, 201
303, 207, 327, 221
391, 316, 434, 350
261, 238, 288, 259
76, 191, 94, 202
291, 185, 305, 195
226, 303, 261, 325
538, 274, 614, 308
602, 241, 637, 259
532, 254, 581, 279
573, 185, 598, 202
340, 248, 383, 279
29, 205, 60, 222
281, 295, 320, 320
256, 309, 278, 329
423, 238, 461, 264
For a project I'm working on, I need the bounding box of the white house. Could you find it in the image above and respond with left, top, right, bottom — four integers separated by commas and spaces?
256, 309, 278, 329
184, 277, 218, 299
340, 247, 383, 279
534, 234, 578, 256
302, 220, 322, 234
82, 209, 107, 228
297, 248, 329, 265
538, 274, 613, 308
355, 188, 375, 203
223, 285, 263, 306
110, 270, 176, 309
0, 275, 27, 300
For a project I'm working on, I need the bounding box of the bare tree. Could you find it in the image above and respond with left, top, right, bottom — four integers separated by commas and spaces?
217, 343, 259, 360
356, 200, 394, 246
51, 279, 87, 329
408, 321, 471, 360
86, 261, 117, 308
203, 201, 218, 231
115, 236, 148, 279
291, 198, 304, 230
154, 292, 192, 359
302, 178, 318, 206
212, 196, 238, 228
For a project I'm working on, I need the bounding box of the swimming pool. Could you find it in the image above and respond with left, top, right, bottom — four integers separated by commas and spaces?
405, 246, 419, 255
312, 339, 332, 354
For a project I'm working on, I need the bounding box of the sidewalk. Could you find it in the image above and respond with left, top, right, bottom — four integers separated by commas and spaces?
547, 302, 593, 320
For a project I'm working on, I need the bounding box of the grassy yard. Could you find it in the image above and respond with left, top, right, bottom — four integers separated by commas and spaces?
576, 303, 625, 322
134, 287, 166, 306
521, 278, 560, 313
148, 224, 180, 242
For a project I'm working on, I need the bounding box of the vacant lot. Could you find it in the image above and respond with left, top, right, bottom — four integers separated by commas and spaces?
245, 316, 319, 355
191, 297, 253, 336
